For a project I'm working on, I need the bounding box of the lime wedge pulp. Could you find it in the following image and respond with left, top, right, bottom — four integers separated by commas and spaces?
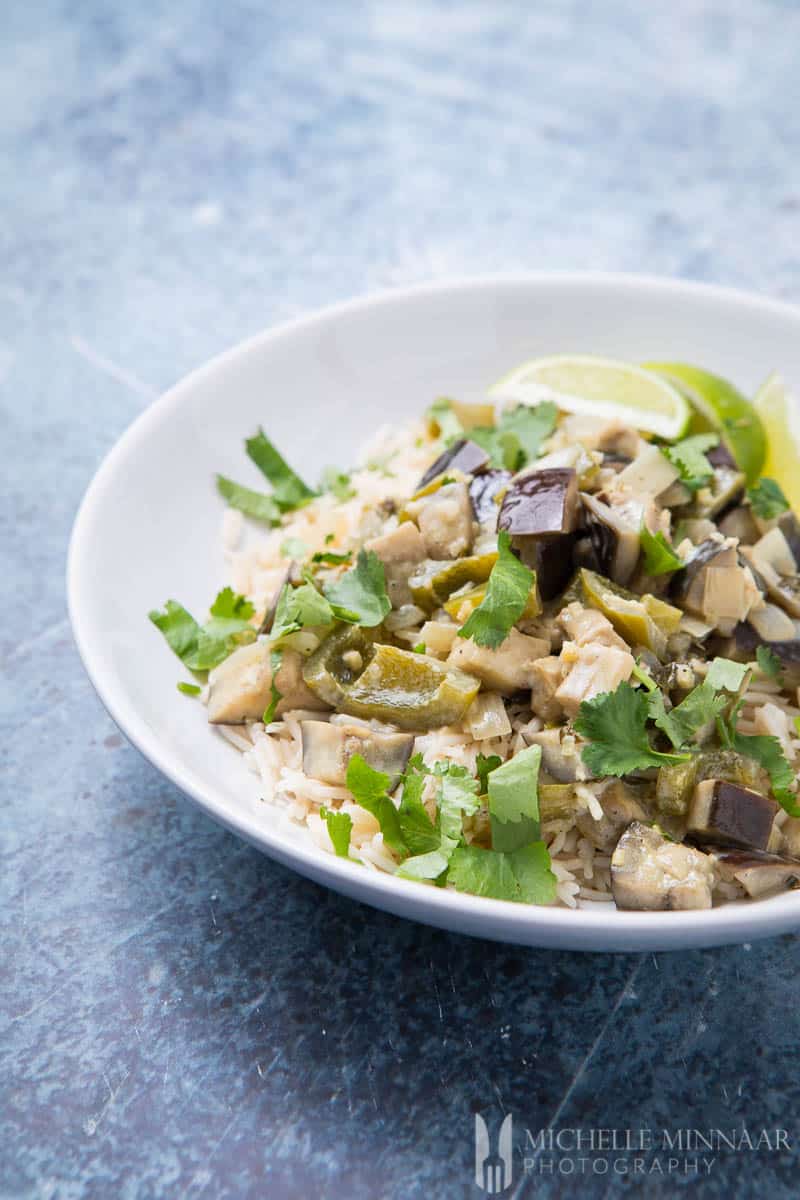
488, 355, 691, 441
645, 362, 767, 484
753, 372, 800, 509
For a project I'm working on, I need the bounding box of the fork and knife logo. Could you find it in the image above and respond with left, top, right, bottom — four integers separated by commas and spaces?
475, 1113, 513, 1193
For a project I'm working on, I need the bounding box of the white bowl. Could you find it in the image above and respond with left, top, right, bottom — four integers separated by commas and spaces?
68, 273, 800, 951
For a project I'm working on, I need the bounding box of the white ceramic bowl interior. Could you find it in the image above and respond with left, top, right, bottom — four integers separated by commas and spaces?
68, 274, 800, 950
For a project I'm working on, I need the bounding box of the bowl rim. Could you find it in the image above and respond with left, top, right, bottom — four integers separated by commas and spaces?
67, 271, 800, 948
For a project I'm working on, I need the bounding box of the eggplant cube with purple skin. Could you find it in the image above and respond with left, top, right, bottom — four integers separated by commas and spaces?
687, 779, 778, 851
497, 468, 579, 537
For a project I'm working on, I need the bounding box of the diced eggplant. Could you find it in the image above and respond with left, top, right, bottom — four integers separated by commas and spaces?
616, 443, 679, 497
751, 526, 797, 577
670, 538, 758, 630
464, 692, 512, 740
718, 505, 760, 545
693, 465, 745, 520
576, 780, 651, 852
727, 623, 800, 689
513, 533, 578, 601
366, 521, 427, 608
366, 521, 426, 565
748, 602, 797, 642
447, 628, 550, 695
711, 848, 800, 898
525, 725, 583, 783
300, 720, 414, 786
707, 441, 738, 470
416, 438, 491, 490
777, 512, 800, 566
412, 482, 475, 560
687, 779, 778, 851
208, 643, 328, 724
580, 493, 641, 586
766, 576, 800, 620
468, 469, 511, 525
611, 822, 715, 911
498, 469, 579, 537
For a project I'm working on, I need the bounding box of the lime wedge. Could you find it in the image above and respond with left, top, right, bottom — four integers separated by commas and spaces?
645, 362, 766, 483
489, 355, 691, 440
753, 372, 800, 509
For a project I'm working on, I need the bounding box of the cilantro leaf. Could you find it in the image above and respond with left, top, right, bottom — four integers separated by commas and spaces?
664, 434, 718, 491
498, 403, 558, 462
640, 525, 683, 575
177, 681, 202, 696
246, 428, 316, 511
320, 806, 353, 858
705, 657, 749, 692
312, 550, 352, 566
476, 752, 502, 794
397, 761, 479, 881
345, 755, 406, 856
487, 745, 542, 853
325, 549, 391, 628
448, 842, 557, 905
149, 600, 202, 661
575, 682, 691, 776
216, 475, 282, 524
631, 660, 658, 692
747, 478, 789, 519
458, 531, 534, 649
320, 468, 356, 501
150, 589, 256, 673
510, 843, 559, 905
756, 645, 783, 681
470, 404, 557, 471
731, 731, 800, 816
648, 682, 727, 750
270, 583, 334, 644
262, 648, 283, 723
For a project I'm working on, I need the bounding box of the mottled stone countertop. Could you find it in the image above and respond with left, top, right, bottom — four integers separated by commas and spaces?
4, 2, 800, 1197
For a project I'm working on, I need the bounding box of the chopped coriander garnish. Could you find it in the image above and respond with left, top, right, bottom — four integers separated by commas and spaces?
458, 531, 534, 649
325, 549, 391, 628
448, 842, 557, 905
325, 533, 335, 544
470, 404, 558, 472
487, 745, 542, 853
397, 762, 479, 882
647, 682, 726, 750
663, 433, 718, 492
149, 588, 256, 672
476, 752, 502, 795
412, 642, 426, 654
747, 477, 789, 519
575, 682, 691, 776
245, 428, 316, 510
320, 806, 353, 858
631, 660, 658, 692
756, 644, 783, 681
270, 583, 334, 643
312, 550, 352, 566
640, 525, 683, 575
262, 648, 283, 723
345, 756, 406, 856
320, 467, 356, 501
705, 657, 749, 692
177, 681, 202, 696
216, 475, 281, 525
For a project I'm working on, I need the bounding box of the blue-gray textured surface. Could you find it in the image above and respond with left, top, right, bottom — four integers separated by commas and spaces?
3, 1, 800, 1197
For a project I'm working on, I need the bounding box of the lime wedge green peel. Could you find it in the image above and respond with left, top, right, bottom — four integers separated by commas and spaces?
753, 372, 800, 509
645, 362, 767, 483
489, 355, 691, 441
